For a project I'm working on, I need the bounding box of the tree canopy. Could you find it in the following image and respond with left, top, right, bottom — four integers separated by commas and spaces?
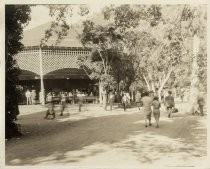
5, 5, 31, 139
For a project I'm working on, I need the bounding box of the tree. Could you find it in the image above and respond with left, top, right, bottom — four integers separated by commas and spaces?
115, 5, 186, 100
180, 5, 207, 113
5, 5, 31, 139
102, 4, 181, 99
79, 20, 123, 109
41, 5, 90, 46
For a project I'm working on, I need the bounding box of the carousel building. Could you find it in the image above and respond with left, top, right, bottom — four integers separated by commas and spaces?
15, 22, 98, 104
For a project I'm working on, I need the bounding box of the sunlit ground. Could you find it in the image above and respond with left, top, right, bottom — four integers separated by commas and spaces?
6, 102, 207, 167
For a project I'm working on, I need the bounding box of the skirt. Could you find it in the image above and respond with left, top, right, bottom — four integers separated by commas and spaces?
153, 109, 160, 119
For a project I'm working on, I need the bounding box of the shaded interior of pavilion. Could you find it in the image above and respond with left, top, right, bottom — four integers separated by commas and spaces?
18, 69, 99, 104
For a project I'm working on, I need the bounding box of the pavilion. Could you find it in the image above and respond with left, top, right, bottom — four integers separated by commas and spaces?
15, 22, 98, 104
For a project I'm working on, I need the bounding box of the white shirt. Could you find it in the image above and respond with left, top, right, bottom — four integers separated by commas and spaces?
25, 91, 31, 98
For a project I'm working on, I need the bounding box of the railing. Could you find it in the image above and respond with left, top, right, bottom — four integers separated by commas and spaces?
51, 96, 99, 104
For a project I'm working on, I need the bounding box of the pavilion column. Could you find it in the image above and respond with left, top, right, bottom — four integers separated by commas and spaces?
39, 47, 45, 105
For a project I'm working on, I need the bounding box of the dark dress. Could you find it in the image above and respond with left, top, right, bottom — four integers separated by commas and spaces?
141, 96, 153, 119
152, 100, 160, 119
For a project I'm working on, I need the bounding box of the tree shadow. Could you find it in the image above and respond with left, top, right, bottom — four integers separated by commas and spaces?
5, 109, 207, 166
117, 116, 207, 165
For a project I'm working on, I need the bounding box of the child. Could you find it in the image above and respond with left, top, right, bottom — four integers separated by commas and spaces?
152, 96, 161, 128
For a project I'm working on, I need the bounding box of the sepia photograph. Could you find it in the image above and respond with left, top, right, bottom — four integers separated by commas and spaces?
3, 1, 208, 168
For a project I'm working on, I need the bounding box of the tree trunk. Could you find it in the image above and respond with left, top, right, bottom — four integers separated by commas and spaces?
157, 68, 173, 101
102, 91, 107, 110
157, 90, 162, 102
151, 81, 155, 92
143, 75, 151, 91
99, 81, 103, 104
188, 34, 200, 114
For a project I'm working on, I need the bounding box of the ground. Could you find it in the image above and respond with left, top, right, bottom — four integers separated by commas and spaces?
5, 101, 207, 168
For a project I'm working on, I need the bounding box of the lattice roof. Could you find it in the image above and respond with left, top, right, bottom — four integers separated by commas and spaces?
15, 48, 92, 76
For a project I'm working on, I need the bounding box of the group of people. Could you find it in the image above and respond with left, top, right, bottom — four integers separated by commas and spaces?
24, 88, 97, 106
140, 90, 175, 128
43, 87, 205, 123
25, 89, 37, 105
44, 90, 90, 119
103, 89, 176, 128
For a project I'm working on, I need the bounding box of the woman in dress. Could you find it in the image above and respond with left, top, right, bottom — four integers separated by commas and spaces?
152, 96, 161, 128
141, 91, 153, 127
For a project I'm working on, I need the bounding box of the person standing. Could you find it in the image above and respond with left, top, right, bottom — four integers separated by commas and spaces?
25, 89, 32, 105
152, 96, 161, 128
77, 91, 84, 112
197, 92, 205, 116
31, 90, 36, 105
60, 92, 67, 116
164, 91, 175, 118
180, 88, 185, 102
126, 92, 131, 108
141, 91, 153, 127
109, 91, 115, 111
72, 89, 77, 104
135, 91, 141, 110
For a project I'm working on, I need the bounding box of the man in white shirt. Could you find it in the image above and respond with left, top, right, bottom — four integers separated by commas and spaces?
25, 89, 32, 105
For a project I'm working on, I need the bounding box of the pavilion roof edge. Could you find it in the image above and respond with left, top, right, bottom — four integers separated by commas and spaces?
23, 46, 92, 51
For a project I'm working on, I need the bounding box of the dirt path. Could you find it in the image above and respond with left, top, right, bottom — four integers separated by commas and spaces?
5, 103, 207, 167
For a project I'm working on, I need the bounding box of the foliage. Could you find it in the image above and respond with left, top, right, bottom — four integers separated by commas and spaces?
41, 5, 89, 46
5, 5, 31, 138
43, 4, 207, 94
180, 5, 207, 91
80, 20, 123, 90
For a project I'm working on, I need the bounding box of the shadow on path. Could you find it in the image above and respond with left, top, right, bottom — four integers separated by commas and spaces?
6, 107, 207, 166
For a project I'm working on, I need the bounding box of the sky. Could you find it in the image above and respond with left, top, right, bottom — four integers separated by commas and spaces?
24, 4, 106, 30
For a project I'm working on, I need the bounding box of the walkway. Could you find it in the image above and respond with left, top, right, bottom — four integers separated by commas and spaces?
5, 102, 207, 167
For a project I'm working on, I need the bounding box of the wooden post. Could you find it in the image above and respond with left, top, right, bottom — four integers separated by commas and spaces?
39, 47, 45, 105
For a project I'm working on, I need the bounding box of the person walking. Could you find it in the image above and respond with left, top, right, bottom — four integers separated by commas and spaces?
152, 96, 161, 128
25, 89, 32, 105
44, 92, 55, 119
141, 91, 153, 127
122, 93, 128, 111
164, 91, 175, 118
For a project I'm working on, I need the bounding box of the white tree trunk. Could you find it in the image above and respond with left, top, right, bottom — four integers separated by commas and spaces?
143, 75, 151, 91
157, 68, 173, 101
99, 80, 103, 104
188, 34, 200, 113
151, 81, 155, 92
102, 91, 107, 110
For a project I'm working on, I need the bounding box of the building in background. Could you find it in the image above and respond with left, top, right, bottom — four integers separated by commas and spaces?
15, 22, 98, 104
